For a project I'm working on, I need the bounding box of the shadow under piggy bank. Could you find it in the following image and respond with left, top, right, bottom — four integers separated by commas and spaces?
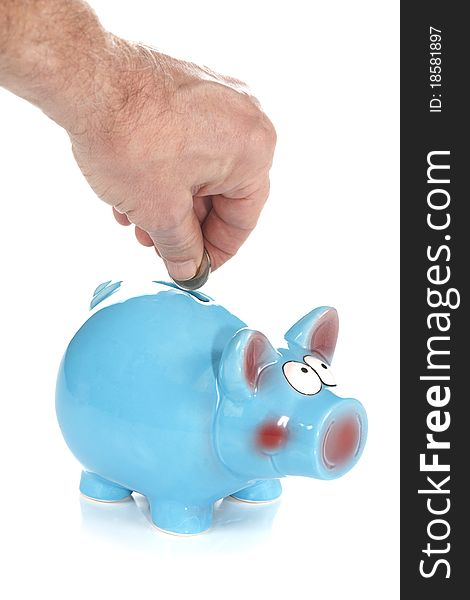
80, 493, 280, 554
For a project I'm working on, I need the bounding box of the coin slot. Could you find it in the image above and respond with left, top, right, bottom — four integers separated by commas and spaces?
154, 280, 212, 303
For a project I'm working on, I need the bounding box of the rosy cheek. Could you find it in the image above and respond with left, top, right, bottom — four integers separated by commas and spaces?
256, 421, 288, 452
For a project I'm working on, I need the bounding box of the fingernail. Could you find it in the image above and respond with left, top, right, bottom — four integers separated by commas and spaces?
166, 259, 198, 281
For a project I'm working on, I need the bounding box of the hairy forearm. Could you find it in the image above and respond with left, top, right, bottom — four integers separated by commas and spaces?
0, 1, 276, 279
0, 0, 116, 130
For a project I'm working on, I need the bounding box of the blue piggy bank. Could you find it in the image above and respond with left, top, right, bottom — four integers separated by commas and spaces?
56, 281, 367, 535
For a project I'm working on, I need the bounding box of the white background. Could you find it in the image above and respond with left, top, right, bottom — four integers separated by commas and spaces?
0, 1, 399, 598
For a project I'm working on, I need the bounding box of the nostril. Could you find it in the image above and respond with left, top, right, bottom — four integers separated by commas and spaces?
322, 415, 361, 469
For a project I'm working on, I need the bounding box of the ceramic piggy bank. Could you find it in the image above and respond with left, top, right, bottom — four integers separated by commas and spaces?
56, 281, 367, 535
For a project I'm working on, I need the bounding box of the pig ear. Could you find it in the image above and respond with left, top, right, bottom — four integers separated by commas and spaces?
218, 328, 279, 398
284, 307, 339, 364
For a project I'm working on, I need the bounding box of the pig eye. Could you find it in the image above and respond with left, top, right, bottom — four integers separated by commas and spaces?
282, 361, 322, 395
304, 355, 336, 386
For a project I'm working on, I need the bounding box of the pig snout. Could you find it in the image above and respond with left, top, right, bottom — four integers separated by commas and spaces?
312, 398, 367, 479
271, 394, 367, 481
322, 414, 362, 470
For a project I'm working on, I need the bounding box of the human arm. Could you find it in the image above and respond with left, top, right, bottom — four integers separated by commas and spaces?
0, 0, 276, 279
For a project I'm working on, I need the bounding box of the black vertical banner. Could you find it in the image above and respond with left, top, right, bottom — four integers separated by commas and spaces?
401, 2, 467, 597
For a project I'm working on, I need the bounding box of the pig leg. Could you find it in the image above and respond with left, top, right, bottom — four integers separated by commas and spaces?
231, 479, 282, 503
79, 471, 132, 502
149, 498, 213, 535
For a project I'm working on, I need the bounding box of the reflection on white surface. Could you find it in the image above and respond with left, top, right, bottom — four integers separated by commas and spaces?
0, 0, 399, 595
80, 494, 280, 554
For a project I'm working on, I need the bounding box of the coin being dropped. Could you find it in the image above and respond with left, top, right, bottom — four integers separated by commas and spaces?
170, 249, 211, 291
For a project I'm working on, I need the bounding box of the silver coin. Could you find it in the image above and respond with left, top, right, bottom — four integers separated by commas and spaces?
170, 248, 211, 291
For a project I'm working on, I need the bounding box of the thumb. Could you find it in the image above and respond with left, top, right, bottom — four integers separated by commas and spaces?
149, 200, 205, 281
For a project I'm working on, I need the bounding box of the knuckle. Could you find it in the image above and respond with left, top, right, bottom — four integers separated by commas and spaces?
152, 215, 200, 259
268, 123, 277, 149
261, 115, 277, 147
157, 209, 186, 234
248, 114, 277, 156
133, 197, 186, 235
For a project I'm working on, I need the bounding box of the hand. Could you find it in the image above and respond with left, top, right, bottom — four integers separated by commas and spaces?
70, 42, 276, 280
0, 1, 276, 281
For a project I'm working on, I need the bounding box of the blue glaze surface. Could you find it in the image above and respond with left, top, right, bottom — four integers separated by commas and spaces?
56, 282, 367, 535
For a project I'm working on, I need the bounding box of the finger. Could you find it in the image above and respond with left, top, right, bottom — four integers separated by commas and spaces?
113, 207, 131, 226
135, 226, 154, 247
202, 178, 270, 270
148, 197, 205, 281
193, 195, 213, 224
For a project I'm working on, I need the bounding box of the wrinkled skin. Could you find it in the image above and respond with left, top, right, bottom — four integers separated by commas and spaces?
71, 42, 277, 279
0, 1, 277, 280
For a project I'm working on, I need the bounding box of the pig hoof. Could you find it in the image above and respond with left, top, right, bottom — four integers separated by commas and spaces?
149, 499, 213, 535
79, 471, 132, 502
231, 479, 282, 503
